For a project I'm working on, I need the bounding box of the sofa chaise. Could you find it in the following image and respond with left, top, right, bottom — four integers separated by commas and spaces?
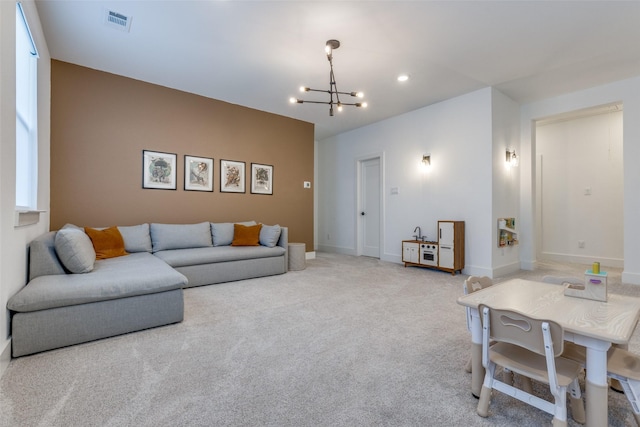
7, 221, 288, 357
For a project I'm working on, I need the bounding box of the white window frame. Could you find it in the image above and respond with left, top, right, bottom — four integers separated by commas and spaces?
15, 2, 39, 217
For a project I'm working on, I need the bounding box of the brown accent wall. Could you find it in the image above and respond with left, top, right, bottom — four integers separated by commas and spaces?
50, 60, 314, 249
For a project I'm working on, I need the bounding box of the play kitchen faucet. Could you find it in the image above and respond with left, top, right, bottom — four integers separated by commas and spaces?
413, 226, 424, 241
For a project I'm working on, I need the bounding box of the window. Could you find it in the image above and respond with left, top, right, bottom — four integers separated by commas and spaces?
16, 2, 38, 210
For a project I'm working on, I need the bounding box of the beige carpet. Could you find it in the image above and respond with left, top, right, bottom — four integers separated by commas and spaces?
0, 253, 638, 426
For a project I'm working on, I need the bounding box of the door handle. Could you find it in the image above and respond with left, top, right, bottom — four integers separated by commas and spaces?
361, 212, 366, 216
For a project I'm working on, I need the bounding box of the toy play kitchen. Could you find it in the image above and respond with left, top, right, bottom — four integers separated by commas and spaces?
402, 221, 465, 275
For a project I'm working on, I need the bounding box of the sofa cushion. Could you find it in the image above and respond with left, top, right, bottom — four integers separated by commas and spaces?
232, 224, 262, 246
259, 224, 282, 248
7, 253, 188, 313
154, 245, 286, 268
150, 222, 212, 252
85, 226, 129, 260
54, 228, 96, 274
118, 223, 153, 253
211, 221, 256, 246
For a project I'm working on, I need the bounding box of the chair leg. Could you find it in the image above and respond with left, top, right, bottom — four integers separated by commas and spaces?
477, 385, 492, 418
551, 418, 568, 427
569, 396, 585, 424
465, 355, 472, 373
568, 379, 585, 424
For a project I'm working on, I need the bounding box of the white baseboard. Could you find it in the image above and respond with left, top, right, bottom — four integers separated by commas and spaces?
540, 252, 623, 269
305, 251, 316, 260
492, 261, 522, 278
316, 245, 357, 256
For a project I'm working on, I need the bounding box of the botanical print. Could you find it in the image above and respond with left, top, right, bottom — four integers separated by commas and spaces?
143, 150, 176, 190
149, 156, 172, 183
189, 160, 209, 186
185, 155, 213, 192
251, 163, 273, 195
220, 160, 245, 193
225, 165, 241, 187
254, 167, 269, 188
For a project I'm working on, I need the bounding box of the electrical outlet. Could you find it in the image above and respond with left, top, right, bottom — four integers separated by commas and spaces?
578, 240, 585, 248
303, 181, 311, 189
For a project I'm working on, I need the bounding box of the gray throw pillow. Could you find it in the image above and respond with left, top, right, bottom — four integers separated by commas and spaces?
150, 222, 212, 252
259, 224, 282, 247
118, 223, 152, 253
54, 228, 96, 274
211, 221, 256, 246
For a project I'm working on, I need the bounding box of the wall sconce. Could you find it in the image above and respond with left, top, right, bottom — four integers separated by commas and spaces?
506, 149, 519, 167
422, 154, 431, 166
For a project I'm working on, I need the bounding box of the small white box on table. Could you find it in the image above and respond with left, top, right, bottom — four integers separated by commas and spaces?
564, 270, 607, 302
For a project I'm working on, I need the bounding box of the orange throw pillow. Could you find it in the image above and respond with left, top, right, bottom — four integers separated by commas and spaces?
231, 223, 262, 246
84, 226, 129, 259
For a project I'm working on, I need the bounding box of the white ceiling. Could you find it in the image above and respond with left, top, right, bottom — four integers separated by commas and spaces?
34, 1, 640, 140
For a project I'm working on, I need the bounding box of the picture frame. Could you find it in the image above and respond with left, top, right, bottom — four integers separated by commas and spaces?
142, 150, 177, 190
220, 159, 246, 193
184, 155, 214, 192
250, 163, 274, 195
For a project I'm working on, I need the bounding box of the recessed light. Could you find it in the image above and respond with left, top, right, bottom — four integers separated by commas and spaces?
397, 74, 409, 82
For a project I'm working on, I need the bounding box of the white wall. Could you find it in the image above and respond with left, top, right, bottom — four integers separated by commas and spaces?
317, 88, 496, 275
536, 111, 623, 267
0, 1, 50, 373
491, 89, 521, 275
520, 76, 640, 284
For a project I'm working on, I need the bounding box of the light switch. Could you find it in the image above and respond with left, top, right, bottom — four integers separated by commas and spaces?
303, 181, 311, 189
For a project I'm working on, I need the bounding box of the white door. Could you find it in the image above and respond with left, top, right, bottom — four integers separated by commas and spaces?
361, 158, 380, 258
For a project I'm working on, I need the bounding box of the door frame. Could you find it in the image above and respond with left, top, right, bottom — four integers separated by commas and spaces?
355, 152, 385, 258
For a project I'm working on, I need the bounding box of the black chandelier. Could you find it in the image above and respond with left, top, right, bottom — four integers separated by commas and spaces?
290, 39, 367, 116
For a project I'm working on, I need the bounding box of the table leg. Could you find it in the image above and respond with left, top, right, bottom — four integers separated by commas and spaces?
584, 342, 611, 427
471, 342, 483, 397
469, 308, 484, 397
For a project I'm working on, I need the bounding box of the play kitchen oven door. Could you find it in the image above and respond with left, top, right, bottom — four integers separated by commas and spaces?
420, 243, 438, 267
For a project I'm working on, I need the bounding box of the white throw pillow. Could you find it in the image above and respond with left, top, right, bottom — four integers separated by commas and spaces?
259, 224, 282, 248
54, 227, 96, 274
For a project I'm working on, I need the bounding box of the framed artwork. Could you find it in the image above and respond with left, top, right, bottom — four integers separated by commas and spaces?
184, 155, 214, 192
142, 150, 177, 190
250, 163, 273, 195
220, 159, 246, 193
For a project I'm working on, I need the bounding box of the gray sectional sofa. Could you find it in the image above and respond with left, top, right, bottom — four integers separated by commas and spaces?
7, 221, 288, 357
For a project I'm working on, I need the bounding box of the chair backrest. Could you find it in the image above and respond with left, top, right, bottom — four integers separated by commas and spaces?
478, 304, 565, 357
464, 276, 493, 295
542, 275, 583, 286
463, 276, 494, 331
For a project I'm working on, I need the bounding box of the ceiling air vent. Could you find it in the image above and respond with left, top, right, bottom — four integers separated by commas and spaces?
104, 9, 132, 32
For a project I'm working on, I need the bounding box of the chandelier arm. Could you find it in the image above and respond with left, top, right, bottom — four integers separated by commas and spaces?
305, 88, 332, 94
299, 100, 332, 105
335, 91, 360, 96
